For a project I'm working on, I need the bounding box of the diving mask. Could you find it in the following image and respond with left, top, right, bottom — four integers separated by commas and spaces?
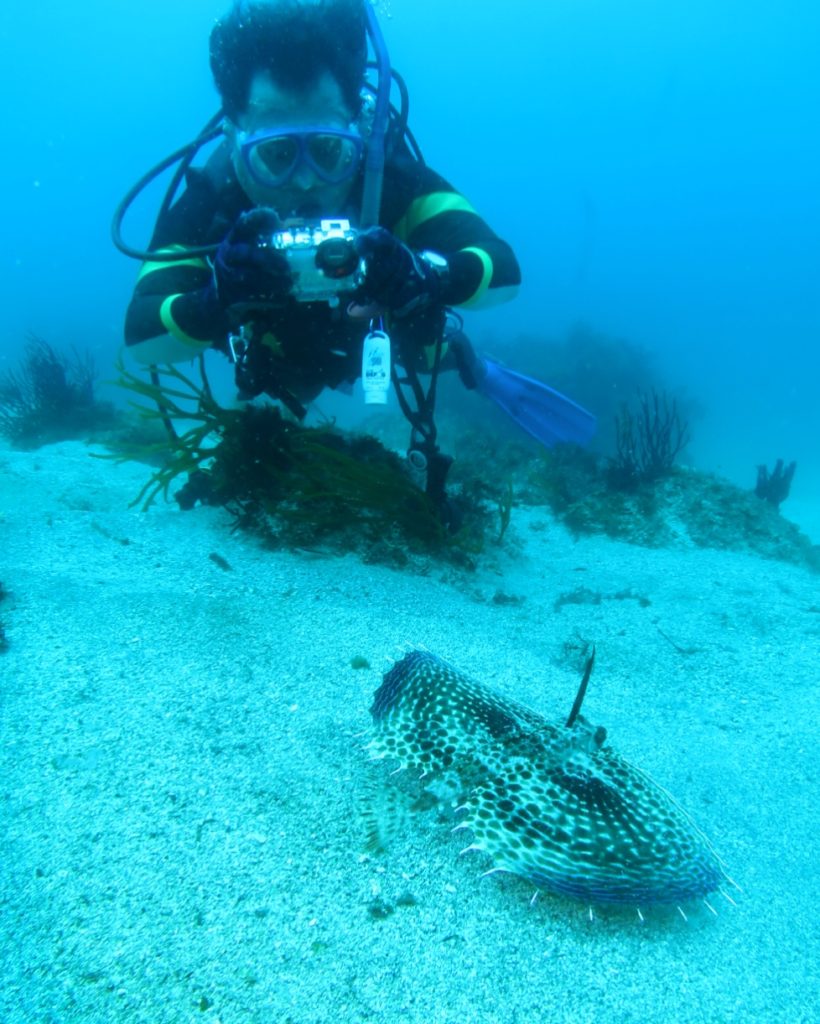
236, 125, 365, 189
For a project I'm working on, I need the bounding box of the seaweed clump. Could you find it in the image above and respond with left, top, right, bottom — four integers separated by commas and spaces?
520, 390, 819, 571
521, 388, 690, 547
525, 445, 820, 573
109, 359, 487, 565
0, 334, 117, 448
525, 443, 671, 547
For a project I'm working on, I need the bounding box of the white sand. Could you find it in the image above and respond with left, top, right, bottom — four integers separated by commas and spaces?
1, 440, 818, 1024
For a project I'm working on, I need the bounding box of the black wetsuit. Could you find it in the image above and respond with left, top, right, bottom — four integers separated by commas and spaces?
125, 140, 521, 410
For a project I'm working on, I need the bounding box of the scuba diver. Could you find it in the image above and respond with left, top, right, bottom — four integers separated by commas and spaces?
115, 0, 595, 520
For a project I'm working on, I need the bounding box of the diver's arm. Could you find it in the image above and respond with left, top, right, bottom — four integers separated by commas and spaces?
123, 144, 243, 364
124, 250, 230, 364
386, 164, 521, 310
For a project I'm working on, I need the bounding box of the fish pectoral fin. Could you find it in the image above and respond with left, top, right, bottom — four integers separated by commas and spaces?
360, 778, 416, 855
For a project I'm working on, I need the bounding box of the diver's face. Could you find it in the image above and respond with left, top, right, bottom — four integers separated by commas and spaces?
228, 70, 360, 218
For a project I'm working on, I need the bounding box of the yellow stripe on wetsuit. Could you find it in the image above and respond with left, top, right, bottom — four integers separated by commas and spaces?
159, 294, 209, 349
456, 245, 494, 308
391, 192, 478, 242
392, 193, 496, 307
137, 245, 209, 282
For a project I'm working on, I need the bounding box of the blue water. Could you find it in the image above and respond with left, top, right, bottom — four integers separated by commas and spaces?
1, 5, 819, 1020
1, 0, 818, 513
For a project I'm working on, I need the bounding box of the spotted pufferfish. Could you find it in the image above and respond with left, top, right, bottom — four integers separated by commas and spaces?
367, 648, 736, 913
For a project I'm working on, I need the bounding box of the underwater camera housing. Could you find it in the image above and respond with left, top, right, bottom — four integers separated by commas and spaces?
261, 219, 362, 305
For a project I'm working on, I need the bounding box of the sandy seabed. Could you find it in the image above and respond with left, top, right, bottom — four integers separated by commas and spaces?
1, 440, 818, 1024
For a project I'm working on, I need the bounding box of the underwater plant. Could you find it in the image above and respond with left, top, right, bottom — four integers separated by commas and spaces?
755, 459, 796, 508
0, 334, 116, 448
524, 443, 820, 573
109, 356, 243, 509
609, 389, 689, 489
109, 358, 487, 560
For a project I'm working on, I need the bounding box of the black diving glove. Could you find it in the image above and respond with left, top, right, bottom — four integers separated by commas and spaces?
354, 227, 448, 318
213, 208, 293, 311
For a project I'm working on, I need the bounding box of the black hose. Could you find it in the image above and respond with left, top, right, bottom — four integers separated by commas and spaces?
112, 64, 423, 263
110, 113, 224, 262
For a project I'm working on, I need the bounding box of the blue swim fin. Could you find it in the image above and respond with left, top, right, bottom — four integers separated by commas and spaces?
478, 357, 597, 447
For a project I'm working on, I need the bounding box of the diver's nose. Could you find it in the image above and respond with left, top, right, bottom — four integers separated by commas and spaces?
290, 161, 318, 190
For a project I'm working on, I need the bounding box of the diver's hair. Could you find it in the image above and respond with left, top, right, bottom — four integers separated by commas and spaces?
210, 0, 368, 122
